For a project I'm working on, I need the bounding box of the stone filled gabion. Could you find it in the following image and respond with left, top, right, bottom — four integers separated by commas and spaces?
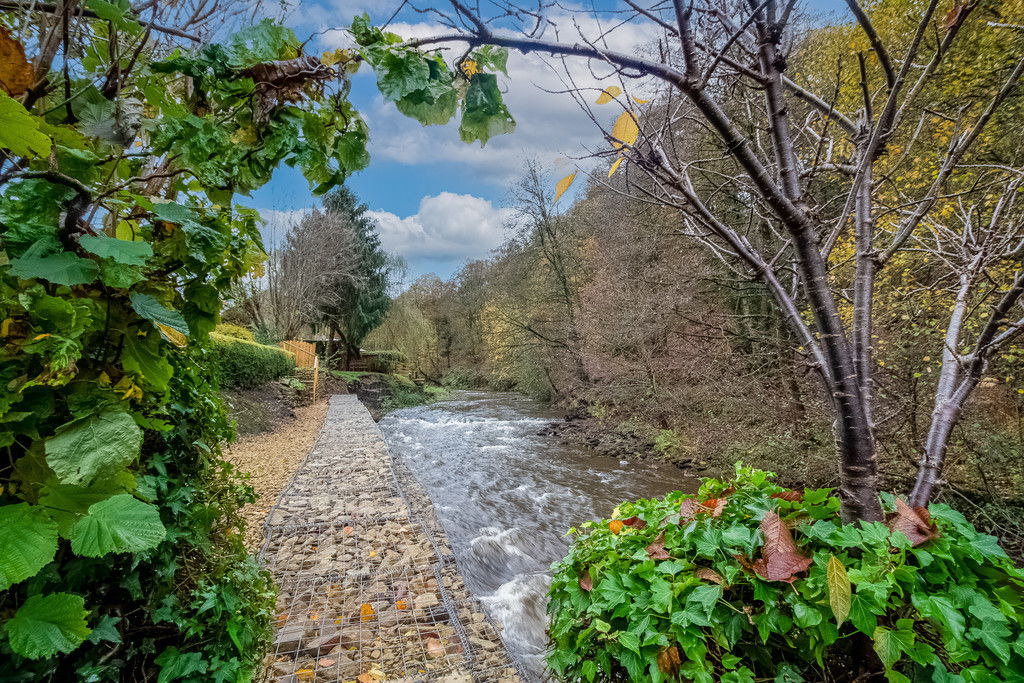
260, 396, 521, 683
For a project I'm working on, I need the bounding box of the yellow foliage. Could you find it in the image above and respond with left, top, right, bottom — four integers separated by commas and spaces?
611, 111, 638, 149
595, 86, 621, 104
554, 172, 576, 203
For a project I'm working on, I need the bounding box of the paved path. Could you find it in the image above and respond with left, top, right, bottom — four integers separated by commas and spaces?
260, 395, 523, 683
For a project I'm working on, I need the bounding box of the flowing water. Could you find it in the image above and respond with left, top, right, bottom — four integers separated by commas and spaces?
378, 391, 698, 680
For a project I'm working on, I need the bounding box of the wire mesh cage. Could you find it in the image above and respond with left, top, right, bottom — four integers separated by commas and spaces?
259, 396, 525, 683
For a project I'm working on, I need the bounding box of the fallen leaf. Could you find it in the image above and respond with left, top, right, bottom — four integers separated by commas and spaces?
318, 658, 336, 667
751, 511, 813, 583
645, 530, 670, 560
595, 86, 621, 104
0, 28, 33, 98
679, 497, 698, 520
343, 526, 354, 534
369, 550, 376, 557
623, 516, 647, 529
700, 498, 726, 517
656, 646, 681, 677
827, 555, 851, 627
360, 603, 375, 622
579, 571, 593, 592
608, 519, 624, 534
771, 490, 804, 502
425, 637, 445, 658
554, 172, 576, 203
888, 498, 939, 547
396, 600, 407, 610
693, 567, 723, 584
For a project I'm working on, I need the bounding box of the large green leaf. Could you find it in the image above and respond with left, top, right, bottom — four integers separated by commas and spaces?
130, 293, 189, 335
8, 249, 99, 287
459, 73, 516, 146
39, 480, 125, 538
3, 593, 91, 659
872, 623, 914, 670
0, 503, 59, 590
374, 50, 431, 103
45, 410, 142, 485
122, 331, 174, 392
827, 555, 851, 627
70, 494, 166, 557
79, 234, 153, 265
0, 94, 52, 158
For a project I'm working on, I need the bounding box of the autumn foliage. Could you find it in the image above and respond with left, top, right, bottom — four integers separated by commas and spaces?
546, 467, 1024, 682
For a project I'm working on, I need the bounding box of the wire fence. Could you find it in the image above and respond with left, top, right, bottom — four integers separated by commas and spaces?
259, 396, 524, 683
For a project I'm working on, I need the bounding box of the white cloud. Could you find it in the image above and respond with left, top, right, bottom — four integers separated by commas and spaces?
256, 208, 309, 249
367, 192, 514, 266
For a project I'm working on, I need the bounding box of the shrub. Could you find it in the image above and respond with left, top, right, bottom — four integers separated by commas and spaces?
214, 323, 255, 342
546, 466, 1024, 683
370, 349, 408, 374
207, 333, 294, 389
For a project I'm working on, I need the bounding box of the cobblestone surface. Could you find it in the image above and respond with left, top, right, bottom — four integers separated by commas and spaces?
260, 395, 523, 683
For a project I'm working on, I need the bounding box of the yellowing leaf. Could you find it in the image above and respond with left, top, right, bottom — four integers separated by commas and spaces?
396, 600, 407, 610
608, 157, 623, 177
321, 49, 343, 66
595, 86, 621, 104
827, 555, 851, 627
0, 28, 33, 98
633, 96, 650, 104
461, 59, 480, 77
157, 324, 187, 348
611, 111, 639, 149
554, 172, 576, 203
609, 519, 624, 534
360, 603, 375, 622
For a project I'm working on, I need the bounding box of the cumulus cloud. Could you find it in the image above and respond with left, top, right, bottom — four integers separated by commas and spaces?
367, 192, 514, 270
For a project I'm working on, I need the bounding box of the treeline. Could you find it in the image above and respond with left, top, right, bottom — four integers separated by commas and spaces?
369, 167, 1023, 534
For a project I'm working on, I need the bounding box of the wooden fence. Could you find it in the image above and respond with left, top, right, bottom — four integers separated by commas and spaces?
280, 340, 317, 368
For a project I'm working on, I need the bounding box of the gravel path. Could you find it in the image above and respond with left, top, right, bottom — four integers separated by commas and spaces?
259, 395, 522, 683
225, 399, 331, 550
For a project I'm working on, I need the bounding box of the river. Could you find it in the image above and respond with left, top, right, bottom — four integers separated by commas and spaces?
377, 391, 697, 680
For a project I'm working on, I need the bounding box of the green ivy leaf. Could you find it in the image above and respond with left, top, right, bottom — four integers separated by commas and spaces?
3, 593, 91, 659
617, 630, 641, 654
0, 93, 52, 158
70, 494, 166, 557
459, 73, 516, 147
79, 234, 153, 265
130, 293, 189, 335
155, 646, 208, 683
0, 503, 59, 590
45, 409, 143, 485
872, 624, 914, 670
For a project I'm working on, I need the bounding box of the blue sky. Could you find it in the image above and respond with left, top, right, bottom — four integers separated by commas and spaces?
249, 0, 847, 280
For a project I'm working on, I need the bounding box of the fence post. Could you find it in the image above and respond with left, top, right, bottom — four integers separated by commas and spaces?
312, 355, 319, 404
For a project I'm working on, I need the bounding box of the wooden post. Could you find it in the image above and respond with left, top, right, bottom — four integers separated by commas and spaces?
312, 354, 319, 404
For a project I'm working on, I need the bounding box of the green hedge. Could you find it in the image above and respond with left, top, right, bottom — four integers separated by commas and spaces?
207, 333, 295, 389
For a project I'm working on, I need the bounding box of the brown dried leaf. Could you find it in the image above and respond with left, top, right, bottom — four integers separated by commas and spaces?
943, 1, 967, 31
888, 498, 940, 547
656, 646, 681, 677
645, 530, 670, 560
679, 497, 698, 520
623, 515, 647, 529
752, 511, 813, 583
425, 637, 445, 659
0, 28, 33, 98
771, 490, 804, 502
701, 498, 726, 517
693, 567, 723, 584
579, 571, 593, 592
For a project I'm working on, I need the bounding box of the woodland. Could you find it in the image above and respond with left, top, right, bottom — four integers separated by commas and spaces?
1, 0, 1023, 681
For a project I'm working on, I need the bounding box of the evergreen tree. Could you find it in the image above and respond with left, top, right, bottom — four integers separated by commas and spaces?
321, 187, 394, 367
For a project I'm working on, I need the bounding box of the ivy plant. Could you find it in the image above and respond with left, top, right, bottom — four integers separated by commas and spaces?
547, 466, 1024, 683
